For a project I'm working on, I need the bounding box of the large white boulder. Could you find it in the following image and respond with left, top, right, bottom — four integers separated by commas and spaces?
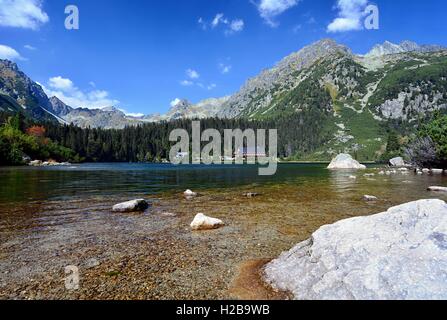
112, 199, 149, 212
327, 154, 366, 170
190, 213, 224, 231
264, 199, 447, 300
389, 157, 406, 167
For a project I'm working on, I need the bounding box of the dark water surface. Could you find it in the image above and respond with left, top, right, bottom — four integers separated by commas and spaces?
1, 163, 447, 299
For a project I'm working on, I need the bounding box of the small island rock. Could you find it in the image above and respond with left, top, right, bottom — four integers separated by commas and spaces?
389, 157, 406, 167
327, 154, 366, 170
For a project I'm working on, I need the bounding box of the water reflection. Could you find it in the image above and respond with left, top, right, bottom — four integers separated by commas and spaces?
0, 163, 331, 204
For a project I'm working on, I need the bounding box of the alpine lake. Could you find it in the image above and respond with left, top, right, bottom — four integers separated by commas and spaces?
1, 163, 447, 299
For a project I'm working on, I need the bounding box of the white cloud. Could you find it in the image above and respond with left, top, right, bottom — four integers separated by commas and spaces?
219, 63, 232, 74
0, 44, 24, 60
180, 80, 194, 86
227, 19, 245, 34
0, 0, 49, 30
199, 14, 244, 35
212, 13, 228, 28
170, 98, 181, 107
48, 76, 74, 91
181, 69, 217, 90
255, 0, 301, 27
24, 44, 36, 50
198, 17, 207, 30
327, 0, 369, 33
42, 76, 119, 109
186, 68, 200, 79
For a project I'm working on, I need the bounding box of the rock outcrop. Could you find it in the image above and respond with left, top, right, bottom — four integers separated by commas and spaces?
327, 154, 366, 170
265, 199, 447, 300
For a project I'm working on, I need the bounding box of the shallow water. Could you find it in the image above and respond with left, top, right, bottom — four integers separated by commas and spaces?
1, 163, 447, 299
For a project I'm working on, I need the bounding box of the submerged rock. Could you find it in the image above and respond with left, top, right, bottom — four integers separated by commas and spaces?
327, 154, 366, 170
264, 199, 447, 300
85, 258, 100, 269
243, 192, 260, 198
363, 195, 378, 201
112, 199, 149, 213
161, 212, 177, 217
190, 213, 224, 231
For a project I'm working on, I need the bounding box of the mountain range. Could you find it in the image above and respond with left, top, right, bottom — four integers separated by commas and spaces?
1, 39, 446, 159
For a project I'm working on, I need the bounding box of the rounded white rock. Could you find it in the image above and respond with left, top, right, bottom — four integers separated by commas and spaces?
190, 213, 224, 231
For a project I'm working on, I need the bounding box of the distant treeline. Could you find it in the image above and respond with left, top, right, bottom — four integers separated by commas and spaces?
0, 108, 331, 164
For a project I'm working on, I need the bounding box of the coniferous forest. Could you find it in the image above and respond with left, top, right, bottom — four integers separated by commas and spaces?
0, 108, 332, 164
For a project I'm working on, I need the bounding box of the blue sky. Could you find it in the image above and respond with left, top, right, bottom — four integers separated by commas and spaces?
0, 0, 446, 116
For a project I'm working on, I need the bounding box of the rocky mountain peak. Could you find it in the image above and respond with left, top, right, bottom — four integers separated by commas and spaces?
101, 106, 123, 114
170, 99, 192, 112
0, 59, 56, 122
366, 41, 405, 57
49, 96, 73, 117
278, 38, 351, 69
218, 38, 352, 119
0, 59, 19, 72
365, 40, 445, 57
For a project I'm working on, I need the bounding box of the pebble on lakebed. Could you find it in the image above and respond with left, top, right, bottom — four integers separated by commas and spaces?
243, 192, 260, 198
363, 195, 378, 201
